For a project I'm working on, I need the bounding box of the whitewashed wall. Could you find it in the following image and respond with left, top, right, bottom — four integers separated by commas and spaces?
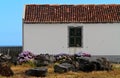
23, 23, 120, 55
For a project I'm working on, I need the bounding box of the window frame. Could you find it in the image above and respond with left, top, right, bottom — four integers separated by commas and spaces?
68, 26, 83, 48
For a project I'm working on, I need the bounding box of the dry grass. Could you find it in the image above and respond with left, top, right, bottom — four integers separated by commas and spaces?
1, 64, 120, 78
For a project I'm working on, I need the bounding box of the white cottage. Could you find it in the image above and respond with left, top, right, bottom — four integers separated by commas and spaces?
23, 4, 120, 55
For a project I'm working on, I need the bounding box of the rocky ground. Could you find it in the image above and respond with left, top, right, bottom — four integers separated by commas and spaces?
0, 52, 119, 78
0, 64, 119, 78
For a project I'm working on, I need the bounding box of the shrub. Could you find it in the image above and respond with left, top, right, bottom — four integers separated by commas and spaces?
17, 51, 35, 64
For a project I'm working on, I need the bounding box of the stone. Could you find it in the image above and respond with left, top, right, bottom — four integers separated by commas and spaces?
91, 61, 102, 70
54, 63, 75, 73
0, 54, 11, 63
49, 55, 56, 63
54, 64, 68, 73
34, 60, 49, 67
34, 54, 50, 66
96, 57, 112, 71
75, 58, 95, 72
25, 67, 48, 77
0, 62, 14, 77
61, 63, 75, 71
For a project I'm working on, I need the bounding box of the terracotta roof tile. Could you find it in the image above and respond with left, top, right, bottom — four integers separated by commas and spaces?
24, 4, 120, 23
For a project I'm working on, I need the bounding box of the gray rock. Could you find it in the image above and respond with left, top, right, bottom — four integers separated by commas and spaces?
54, 63, 75, 73
0, 54, 11, 63
96, 57, 112, 71
34, 60, 49, 67
49, 55, 56, 63
34, 54, 50, 66
25, 67, 48, 77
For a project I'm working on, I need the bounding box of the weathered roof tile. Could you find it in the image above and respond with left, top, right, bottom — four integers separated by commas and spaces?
24, 4, 120, 23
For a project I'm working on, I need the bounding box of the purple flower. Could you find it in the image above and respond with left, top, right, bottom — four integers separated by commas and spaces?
75, 52, 91, 57
17, 51, 35, 64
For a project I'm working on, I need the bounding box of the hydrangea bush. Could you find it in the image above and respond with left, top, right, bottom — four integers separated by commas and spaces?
17, 51, 35, 64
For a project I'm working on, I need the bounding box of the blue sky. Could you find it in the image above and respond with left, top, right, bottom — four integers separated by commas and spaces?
0, 0, 120, 46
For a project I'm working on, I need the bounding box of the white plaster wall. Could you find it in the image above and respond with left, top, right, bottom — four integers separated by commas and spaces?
83, 24, 120, 55
23, 23, 120, 55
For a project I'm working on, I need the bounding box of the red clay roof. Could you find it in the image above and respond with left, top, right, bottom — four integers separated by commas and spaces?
24, 4, 120, 23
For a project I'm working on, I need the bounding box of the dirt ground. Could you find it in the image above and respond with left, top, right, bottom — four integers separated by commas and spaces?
1, 64, 120, 78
